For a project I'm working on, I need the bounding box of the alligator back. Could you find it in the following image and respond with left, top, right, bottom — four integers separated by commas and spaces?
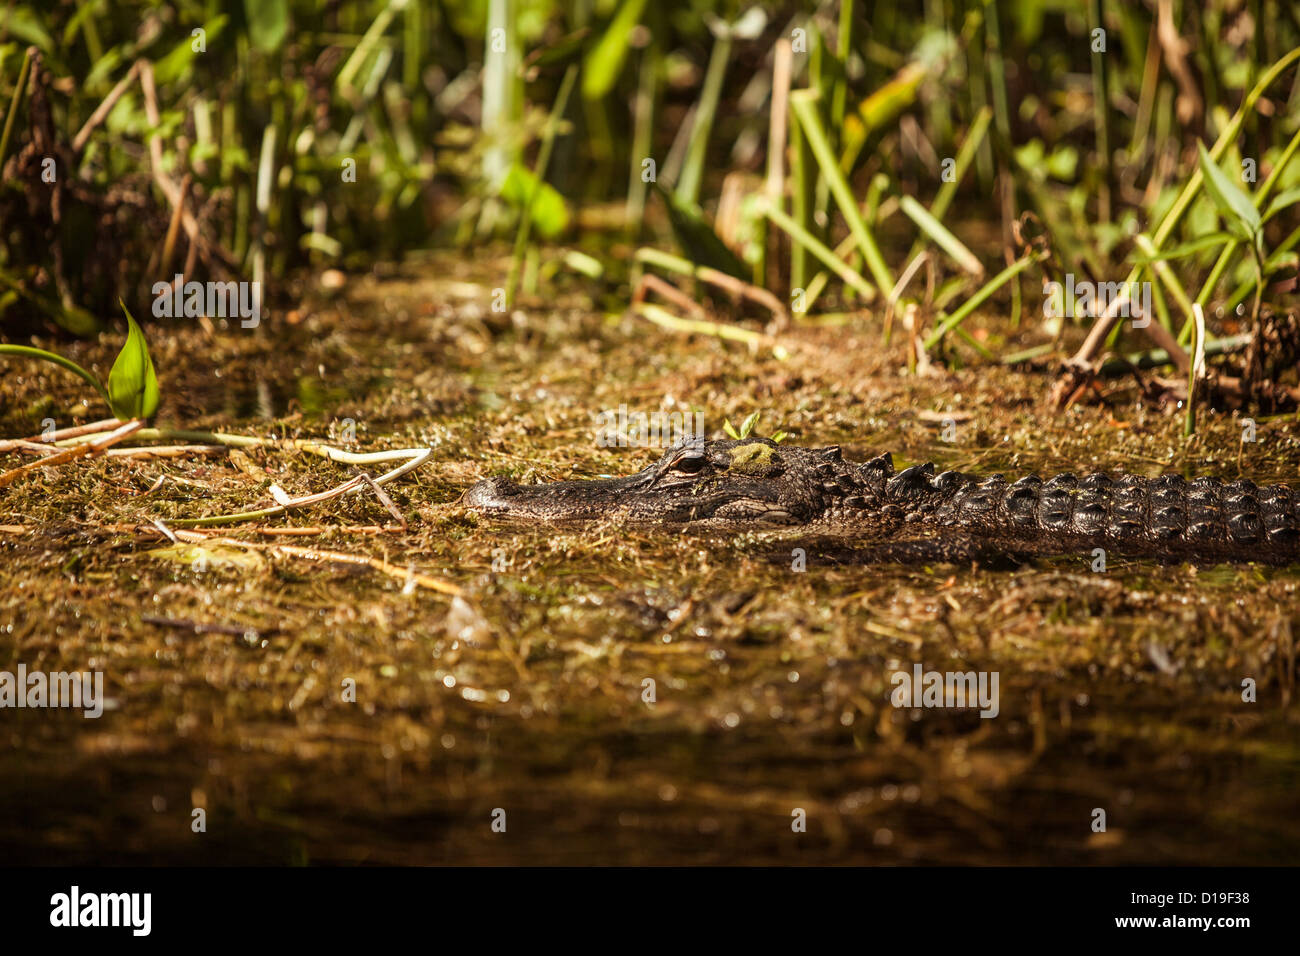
873, 462, 1300, 562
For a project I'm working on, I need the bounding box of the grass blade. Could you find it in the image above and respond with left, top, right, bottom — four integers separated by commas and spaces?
506, 64, 578, 306
924, 253, 1038, 350
0, 344, 110, 405
789, 91, 894, 295
898, 195, 983, 276
760, 198, 877, 301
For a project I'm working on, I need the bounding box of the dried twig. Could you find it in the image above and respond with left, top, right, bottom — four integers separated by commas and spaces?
0, 419, 142, 489
72, 62, 141, 152
23, 417, 120, 443
633, 301, 789, 359
163, 527, 461, 596
137, 60, 239, 274
169, 446, 432, 527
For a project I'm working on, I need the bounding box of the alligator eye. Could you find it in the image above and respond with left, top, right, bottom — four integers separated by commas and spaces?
669, 455, 706, 475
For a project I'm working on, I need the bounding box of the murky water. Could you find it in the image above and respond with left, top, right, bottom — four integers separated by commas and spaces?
2, 252, 1298, 863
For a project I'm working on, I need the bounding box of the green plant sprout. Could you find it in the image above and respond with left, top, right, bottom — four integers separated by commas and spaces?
0, 301, 160, 421
722, 411, 787, 444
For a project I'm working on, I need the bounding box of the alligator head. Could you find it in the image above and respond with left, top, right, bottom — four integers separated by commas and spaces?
462, 437, 897, 529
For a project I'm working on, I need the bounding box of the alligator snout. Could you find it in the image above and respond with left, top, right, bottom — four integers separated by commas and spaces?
461, 476, 515, 513
462, 472, 642, 522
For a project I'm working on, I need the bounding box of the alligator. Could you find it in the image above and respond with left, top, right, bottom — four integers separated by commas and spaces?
462, 437, 1300, 564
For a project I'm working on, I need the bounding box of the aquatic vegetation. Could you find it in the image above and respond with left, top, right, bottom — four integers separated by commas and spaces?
0, 303, 158, 420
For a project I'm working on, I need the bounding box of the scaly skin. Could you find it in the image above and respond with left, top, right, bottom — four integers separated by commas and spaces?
463, 437, 1300, 564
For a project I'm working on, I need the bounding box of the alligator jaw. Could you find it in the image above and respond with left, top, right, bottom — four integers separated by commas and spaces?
462, 473, 801, 527
462, 473, 649, 522
462, 438, 820, 528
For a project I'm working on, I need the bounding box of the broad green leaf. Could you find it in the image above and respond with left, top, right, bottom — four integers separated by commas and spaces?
500, 164, 569, 238
581, 0, 648, 100
244, 0, 288, 53
524, 28, 591, 71
1197, 141, 1260, 237
856, 61, 926, 134
1045, 145, 1078, 182
650, 183, 749, 280
61, 1, 100, 47
154, 15, 229, 84
0, 345, 109, 405
737, 411, 760, 439
1013, 140, 1075, 182
106, 303, 160, 420
722, 419, 740, 439
1263, 186, 1300, 224
0, 265, 100, 334
0, 7, 55, 52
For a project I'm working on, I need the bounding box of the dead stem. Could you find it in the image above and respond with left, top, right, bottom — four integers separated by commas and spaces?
0, 418, 142, 489
165, 527, 461, 596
